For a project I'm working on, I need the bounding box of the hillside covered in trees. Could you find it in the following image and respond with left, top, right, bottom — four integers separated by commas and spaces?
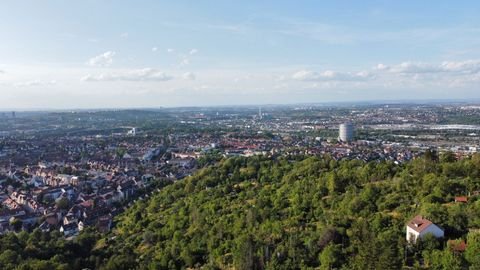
1, 153, 480, 269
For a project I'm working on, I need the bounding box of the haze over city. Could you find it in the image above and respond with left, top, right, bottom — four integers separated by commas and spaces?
1, 1, 480, 109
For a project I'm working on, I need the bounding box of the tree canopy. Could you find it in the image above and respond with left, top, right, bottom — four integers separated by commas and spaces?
1, 154, 480, 269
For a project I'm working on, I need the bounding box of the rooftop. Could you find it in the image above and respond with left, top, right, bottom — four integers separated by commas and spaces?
407, 215, 434, 233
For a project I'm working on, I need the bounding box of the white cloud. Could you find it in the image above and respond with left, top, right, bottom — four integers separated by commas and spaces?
81, 68, 173, 82
440, 60, 480, 74
189, 48, 198, 55
375, 63, 389, 71
86, 51, 116, 67
152, 47, 158, 52
182, 72, 196, 80
365, 59, 480, 89
380, 62, 442, 74
120, 32, 129, 38
165, 49, 197, 67
376, 60, 480, 75
180, 58, 190, 66
289, 61, 479, 88
292, 69, 372, 81
13, 80, 57, 87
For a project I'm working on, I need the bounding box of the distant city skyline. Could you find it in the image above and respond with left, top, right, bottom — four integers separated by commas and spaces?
1, 1, 480, 109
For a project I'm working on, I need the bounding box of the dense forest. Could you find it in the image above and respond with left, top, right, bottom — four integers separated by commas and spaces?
1, 153, 480, 269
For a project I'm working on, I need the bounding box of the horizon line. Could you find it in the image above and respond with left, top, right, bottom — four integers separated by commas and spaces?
2, 97, 480, 112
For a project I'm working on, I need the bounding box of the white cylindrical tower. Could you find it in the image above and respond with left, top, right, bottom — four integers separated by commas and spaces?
339, 122, 354, 142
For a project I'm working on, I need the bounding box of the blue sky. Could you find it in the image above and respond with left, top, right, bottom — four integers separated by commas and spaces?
1, 1, 480, 109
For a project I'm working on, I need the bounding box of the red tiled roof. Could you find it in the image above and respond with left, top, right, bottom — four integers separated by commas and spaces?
407, 215, 433, 233
448, 240, 467, 252
455, 196, 468, 203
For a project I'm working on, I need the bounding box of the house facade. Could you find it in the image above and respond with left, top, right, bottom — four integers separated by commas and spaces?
406, 215, 444, 243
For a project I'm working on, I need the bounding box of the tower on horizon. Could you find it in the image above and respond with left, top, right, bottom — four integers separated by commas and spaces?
339, 122, 354, 142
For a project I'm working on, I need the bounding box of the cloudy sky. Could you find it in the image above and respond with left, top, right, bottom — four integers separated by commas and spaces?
1, 1, 480, 109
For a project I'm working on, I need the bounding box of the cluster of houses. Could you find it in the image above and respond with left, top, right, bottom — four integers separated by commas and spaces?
0, 107, 477, 242
0, 144, 199, 237
0, 163, 139, 236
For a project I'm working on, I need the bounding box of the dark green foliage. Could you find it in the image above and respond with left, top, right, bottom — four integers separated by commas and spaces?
466, 232, 480, 269
0, 229, 101, 270
1, 154, 480, 269
97, 155, 480, 269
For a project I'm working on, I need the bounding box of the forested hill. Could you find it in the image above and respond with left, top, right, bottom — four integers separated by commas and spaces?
1, 154, 480, 269
101, 154, 480, 269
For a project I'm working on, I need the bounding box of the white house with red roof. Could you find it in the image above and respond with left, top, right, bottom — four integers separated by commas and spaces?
406, 215, 444, 243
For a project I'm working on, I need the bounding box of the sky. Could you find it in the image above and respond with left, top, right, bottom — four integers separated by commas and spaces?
1, 0, 480, 109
